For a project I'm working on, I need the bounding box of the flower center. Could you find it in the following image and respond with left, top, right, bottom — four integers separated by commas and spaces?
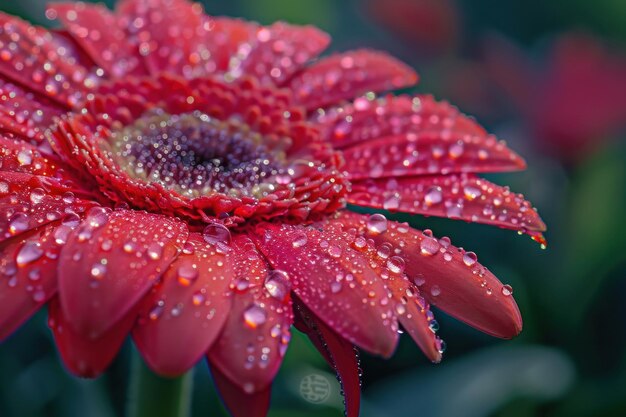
108, 111, 287, 198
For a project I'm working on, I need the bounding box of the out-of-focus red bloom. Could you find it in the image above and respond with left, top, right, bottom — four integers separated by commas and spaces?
0, 1, 545, 416
367, 0, 459, 55
485, 33, 626, 163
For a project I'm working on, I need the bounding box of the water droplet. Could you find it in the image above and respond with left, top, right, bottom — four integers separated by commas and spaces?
430, 285, 441, 296
90, 262, 107, 280
149, 300, 165, 320
328, 244, 342, 258
501, 284, 513, 296
330, 281, 342, 293
192, 291, 206, 306
463, 185, 482, 200
16, 242, 43, 266
420, 237, 440, 256
387, 256, 405, 274
264, 270, 291, 301
462, 252, 477, 267
177, 263, 198, 286
424, 186, 442, 205
203, 222, 231, 245
366, 213, 388, 234
17, 150, 32, 166
243, 304, 267, 329
291, 232, 308, 248
29, 188, 45, 204
147, 243, 163, 260
9, 213, 29, 235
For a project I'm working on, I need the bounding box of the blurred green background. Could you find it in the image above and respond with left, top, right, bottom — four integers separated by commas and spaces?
1, 0, 625, 416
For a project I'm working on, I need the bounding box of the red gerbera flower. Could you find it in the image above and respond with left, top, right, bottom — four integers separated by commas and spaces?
0, 0, 546, 415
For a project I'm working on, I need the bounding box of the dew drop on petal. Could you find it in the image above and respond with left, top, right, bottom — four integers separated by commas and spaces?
264, 270, 291, 301
177, 263, 198, 286
386, 256, 405, 274
16, 242, 43, 266
203, 222, 231, 245
502, 284, 513, 296
366, 213, 388, 234
463, 251, 477, 267
243, 304, 267, 329
420, 237, 440, 256
291, 232, 308, 248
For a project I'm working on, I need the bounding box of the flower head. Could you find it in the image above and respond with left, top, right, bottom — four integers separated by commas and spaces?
0, 1, 545, 415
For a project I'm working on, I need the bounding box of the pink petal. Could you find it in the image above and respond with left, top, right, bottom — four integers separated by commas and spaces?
314, 94, 487, 150
211, 365, 271, 417
47, 2, 143, 78
115, 0, 211, 76
133, 233, 233, 376
294, 302, 361, 417
0, 80, 62, 144
208, 234, 293, 393
349, 174, 546, 235
323, 219, 442, 362
0, 223, 61, 340
0, 171, 97, 243
341, 131, 526, 181
251, 222, 399, 357
337, 211, 523, 339
201, 18, 259, 73
231, 22, 330, 85
288, 50, 418, 110
0, 12, 93, 108
48, 297, 135, 377
58, 209, 188, 338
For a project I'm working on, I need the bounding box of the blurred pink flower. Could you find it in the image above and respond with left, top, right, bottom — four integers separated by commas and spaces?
485, 33, 626, 163
367, 0, 459, 55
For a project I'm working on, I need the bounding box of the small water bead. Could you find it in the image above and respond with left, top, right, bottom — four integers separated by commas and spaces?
413, 274, 426, 286
463, 185, 481, 201
243, 304, 267, 329
149, 300, 165, 320
28, 268, 41, 281
17, 149, 33, 166
430, 285, 441, 297
16, 242, 43, 266
264, 270, 291, 301
203, 222, 231, 245
123, 241, 138, 254
424, 186, 442, 205
327, 244, 342, 258
386, 256, 405, 274
429, 319, 439, 332
395, 303, 406, 315
291, 232, 308, 248
90, 262, 107, 280
32, 290, 46, 303
383, 194, 400, 211
352, 236, 367, 250
462, 251, 477, 267
62, 212, 81, 227
9, 213, 29, 235
330, 281, 342, 293
177, 263, 198, 286
366, 213, 388, 234
443, 252, 453, 262
436, 337, 447, 354
62, 192, 75, 204
420, 237, 440, 256
147, 243, 163, 260
376, 243, 392, 259
100, 239, 113, 251
270, 324, 282, 338
501, 284, 513, 296
86, 207, 109, 228
0, 182, 9, 194
191, 290, 206, 306
29, 188, 45, 204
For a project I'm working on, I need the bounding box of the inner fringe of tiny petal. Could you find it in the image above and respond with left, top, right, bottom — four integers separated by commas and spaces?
106, 111, 291, 198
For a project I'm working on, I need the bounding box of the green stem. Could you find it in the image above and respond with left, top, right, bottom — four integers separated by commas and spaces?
127, 350, 194, 417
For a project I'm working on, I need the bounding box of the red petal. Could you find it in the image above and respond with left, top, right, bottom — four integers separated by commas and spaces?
323, 219, 442, 362
0, 223, 60, 340
201, 18, 259, 73
116, 0, 211, 76
208, 234, 293, 393
133, 233, 233, 376
0, 13, 93, 108
0, 80, 62, 144
231, 22, 330, 85
341, 131, 526, 181
47, 2, 143, 77
211, 365, 271, 417
58, 209, 188, 338
314, 94, 487, 150
294, 302, 361, 417
0, 171, 97, 243
349, 174, 546, 234
288, 50, 418, 109
250, 222, 399, 356
337, 211, 523, 339
48, 297, 135, 377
